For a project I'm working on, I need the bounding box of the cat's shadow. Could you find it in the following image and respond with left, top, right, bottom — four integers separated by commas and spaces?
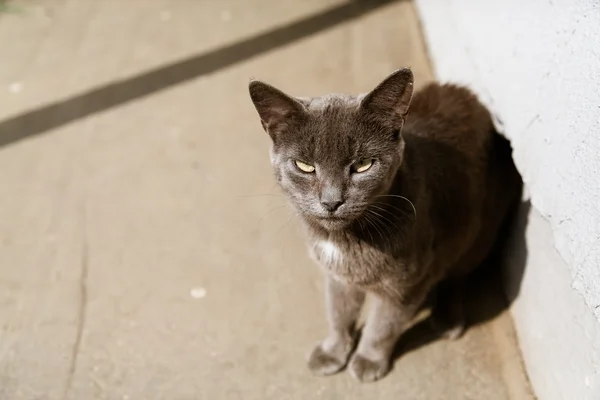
389, 199, 531, 363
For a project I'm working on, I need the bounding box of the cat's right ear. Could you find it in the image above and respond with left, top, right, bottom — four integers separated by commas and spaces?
248, 80, 306, 139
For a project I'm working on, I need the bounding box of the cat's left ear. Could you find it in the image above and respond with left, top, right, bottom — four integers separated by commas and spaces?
248, 80, 307, 138
360, 68, 414, 130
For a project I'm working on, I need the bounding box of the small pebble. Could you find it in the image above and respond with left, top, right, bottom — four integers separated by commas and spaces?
190, 287, 207, 299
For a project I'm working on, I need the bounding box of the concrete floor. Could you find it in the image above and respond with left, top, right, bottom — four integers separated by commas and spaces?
0, 1, 534, 399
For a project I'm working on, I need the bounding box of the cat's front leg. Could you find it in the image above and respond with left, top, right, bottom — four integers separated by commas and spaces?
349, 294, 419, 382
307, 276, 365, 376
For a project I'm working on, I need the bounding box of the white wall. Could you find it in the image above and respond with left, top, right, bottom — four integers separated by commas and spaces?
414, 0, 600, 399
505, 200, 600, 399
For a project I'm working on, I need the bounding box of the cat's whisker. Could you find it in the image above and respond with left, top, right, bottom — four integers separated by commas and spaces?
375, 210, 400, 247
368, 205, 409, 242
362, 213, 382, 245
367, 207, 396, 225
374, 194, 417, 221
257, 204, 289, 225
366, 209, 395, 237
368, 204, 403, 222
366, 210, 396, 249
372, 202, 415, 225
363, 211, 393, 250
273, 213, 299, 238
236, 193, 284, 199
357, 216, 376, 245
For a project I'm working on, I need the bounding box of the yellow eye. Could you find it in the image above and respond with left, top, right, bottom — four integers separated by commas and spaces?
353, 159, 373, 173
294, 160, 315, 173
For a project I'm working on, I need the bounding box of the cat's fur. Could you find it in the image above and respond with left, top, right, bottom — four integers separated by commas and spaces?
248, 68, 522, 382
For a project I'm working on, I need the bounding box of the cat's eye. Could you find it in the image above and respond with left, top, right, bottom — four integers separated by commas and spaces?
352, 159, 373, 173
294, 160, 315, 173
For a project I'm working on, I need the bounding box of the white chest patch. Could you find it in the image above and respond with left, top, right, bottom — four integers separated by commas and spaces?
317, 240, 342, 265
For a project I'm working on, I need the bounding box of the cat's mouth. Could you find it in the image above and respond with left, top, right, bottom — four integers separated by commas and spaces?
315, 216, 352, 231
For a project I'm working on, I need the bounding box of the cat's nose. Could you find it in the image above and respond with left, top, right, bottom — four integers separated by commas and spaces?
321, 200, 344, 212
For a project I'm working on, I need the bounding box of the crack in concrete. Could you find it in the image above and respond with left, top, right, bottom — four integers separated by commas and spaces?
62, 201, 89, 400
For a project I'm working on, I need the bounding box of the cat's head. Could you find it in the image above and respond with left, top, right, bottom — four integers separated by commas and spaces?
249, 69, 414, 231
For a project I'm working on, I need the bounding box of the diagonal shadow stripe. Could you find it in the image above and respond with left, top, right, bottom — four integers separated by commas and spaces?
0, 0, 401, 148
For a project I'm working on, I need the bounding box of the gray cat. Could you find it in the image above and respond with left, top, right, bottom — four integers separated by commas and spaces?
248, 68, 522, 382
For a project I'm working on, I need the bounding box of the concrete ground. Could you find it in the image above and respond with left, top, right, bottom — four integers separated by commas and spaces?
0, 1, 534, 399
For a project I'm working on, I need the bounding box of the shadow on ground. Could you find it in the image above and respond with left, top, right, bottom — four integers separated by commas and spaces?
0, 0, 403, 148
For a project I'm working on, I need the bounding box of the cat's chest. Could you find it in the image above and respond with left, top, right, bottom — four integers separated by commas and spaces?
309, 238, 386, 286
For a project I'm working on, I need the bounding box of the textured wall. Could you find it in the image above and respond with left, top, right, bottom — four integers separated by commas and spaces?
415, 0, 600, 399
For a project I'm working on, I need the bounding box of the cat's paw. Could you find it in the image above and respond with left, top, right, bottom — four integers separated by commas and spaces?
348, 353, 391, 382
307, 339, 353, 376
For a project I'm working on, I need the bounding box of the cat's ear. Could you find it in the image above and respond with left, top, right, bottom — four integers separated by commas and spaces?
249, 80, 306, 138
360, 68, 414, 129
